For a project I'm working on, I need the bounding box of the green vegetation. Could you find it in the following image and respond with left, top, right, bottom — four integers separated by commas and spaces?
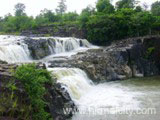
0, 64, 53, 119
151, 1, 160, 16
116, 0, 136, 9
0, 0, 160, 45
13, 64, 52, 120
14, 3, 26, 16
96, 0, 114, 13
0, 78, 32, 120
56, 0, 67, 15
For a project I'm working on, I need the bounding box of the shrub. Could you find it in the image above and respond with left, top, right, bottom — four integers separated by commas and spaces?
13, 64, 52, 120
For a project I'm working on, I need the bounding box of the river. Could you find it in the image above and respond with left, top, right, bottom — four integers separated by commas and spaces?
0, 35, 160, 120
49, 68, 160, 120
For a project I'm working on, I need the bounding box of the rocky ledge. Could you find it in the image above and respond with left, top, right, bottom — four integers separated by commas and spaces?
21, 24, 86, 39
48, 36, 160, 82
0, 61, 76, 120
0, 35, 160, 119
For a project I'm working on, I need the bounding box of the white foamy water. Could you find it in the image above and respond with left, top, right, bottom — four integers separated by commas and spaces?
48, 68, 150, 120
31, 37, 92, 54
40, 37, 98, 60
0, 35, 32, 63
1, 35, 159, 120
48, 68, 93, 101
0, 35, 97, 63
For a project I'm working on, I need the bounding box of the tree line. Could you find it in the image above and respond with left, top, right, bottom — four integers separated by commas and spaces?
0, 0, 160, 45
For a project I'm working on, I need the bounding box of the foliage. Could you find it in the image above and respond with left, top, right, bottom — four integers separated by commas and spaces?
0, 77, 32, 119
0, 0, 160, 46
96, 0, 115, 13
2, 15, 34, 32
78, 6, 95, 28
13, 64, 52, 120
144, 47, 155, 59
56, 0, 67, 15
116, 0, 136, 9
63, 12, 79, 22
14, 3, 26, 16
87, 6, 157, 45
151, 1, 160, 16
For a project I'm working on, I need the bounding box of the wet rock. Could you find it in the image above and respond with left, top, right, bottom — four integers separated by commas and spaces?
24, 38, 52, 59
0, 63, 75, 120
0, 60, 8, 64
48, 36, 160, 82
47, 83, 77, 120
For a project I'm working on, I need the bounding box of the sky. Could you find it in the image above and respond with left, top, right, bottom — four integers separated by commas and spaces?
0, 0, 158, 17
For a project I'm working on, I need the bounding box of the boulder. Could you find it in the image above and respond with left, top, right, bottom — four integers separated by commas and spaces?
0, 63, 76, 120
21, 24, 86, 39
48, 36, 160, 82
47, 83, 77, 120
24, 38, 53, 59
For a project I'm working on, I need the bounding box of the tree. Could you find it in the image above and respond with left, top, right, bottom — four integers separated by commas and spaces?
4, 16, 34, 32
40, 9, 57, 22
151, 1, 160, 16
63, 12, 79, 22
56, 0, 67, 15
135, 6, 142, 12
78, 6, 95, 28
35, 15, 49, 26
14, 3, 26, 16
96, 0, 115, 13
131, 11, 155, 36
116, 0, 137, 9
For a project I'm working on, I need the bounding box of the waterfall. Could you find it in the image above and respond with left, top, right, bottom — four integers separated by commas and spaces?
48, 37, 89, 53
48, 67, 93, 101
48, 67, 141, 120
0, 36, 95, 63
33, 37, 93, 56
0, 35, 32, 63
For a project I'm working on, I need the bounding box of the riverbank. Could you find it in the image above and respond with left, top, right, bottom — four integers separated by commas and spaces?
48, 35, 160, 82
0, 35, 160, 120
0, 62, 76, 120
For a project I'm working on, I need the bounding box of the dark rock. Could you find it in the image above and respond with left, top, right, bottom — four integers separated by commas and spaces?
24, 38, 53, 59
0, 60, 8, 64
47, 83, 77, 120
48, 36, 160, 82
21, 24, 86, 39
0, 63, 76, 120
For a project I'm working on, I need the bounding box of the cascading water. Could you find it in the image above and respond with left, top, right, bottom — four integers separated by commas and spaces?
0, 35, 32, 63
48, 68, 93, 101
40, 37, 95, 59
48, 37, 91, 53
0, 35, 95, 63
1, 35, 159, 120
48, 68, 157, 120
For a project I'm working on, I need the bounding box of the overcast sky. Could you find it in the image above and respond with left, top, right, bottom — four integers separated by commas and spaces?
0, 0, 158, 17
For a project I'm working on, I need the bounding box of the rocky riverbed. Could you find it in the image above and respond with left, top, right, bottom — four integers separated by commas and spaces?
0, 35, 160, 119
0, 61, 76, 120
48, 36, 160, 82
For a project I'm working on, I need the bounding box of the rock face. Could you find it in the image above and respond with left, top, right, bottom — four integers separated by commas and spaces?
0, 62, 17, 84
24, 37, 90, 60
1, 35, 160, 119
47, 83, 77, 120
48, 36, 160, 82
21, 24, 86, 39
0, 63, 30, 120
0, 63, 76, 120
24, 38, 52, 59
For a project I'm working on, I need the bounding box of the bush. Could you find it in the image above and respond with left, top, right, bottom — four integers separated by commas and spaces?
13, 64, 52, 120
